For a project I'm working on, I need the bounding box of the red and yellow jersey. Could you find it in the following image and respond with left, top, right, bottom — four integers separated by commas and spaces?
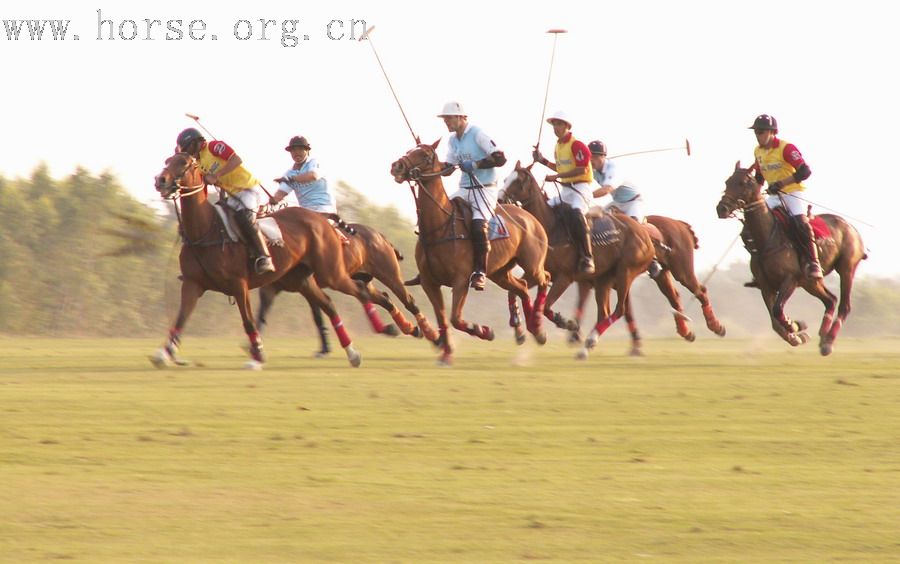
554, 133, 594, 184
198, 140, 258, 195
753, 138, 806, 193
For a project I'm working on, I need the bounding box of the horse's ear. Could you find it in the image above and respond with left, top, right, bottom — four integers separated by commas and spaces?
514, 160, 522, 170
431, 138, 441, 150
734, 160, 741, 172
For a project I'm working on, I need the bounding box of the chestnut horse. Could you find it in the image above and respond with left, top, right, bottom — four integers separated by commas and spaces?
565, 213, 727, 355
255, 222, 439, 354
716, 162, 867, 355
152, 152, 382, 368
499, 162, 654, 360
390, 141, 551, 365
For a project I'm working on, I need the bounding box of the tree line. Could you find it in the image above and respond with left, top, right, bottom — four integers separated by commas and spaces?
1, 166, 897, 339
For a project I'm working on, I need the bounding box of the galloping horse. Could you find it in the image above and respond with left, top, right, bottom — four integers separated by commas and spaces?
152, 152, 382, 368
500, 162, 654, 359
255, 222, 439, 354
716, 162, 867, 355
564, 213, 727, 354
390, 141, 551, 365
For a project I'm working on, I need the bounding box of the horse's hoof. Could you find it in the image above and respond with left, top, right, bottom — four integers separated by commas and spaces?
585, 336, 599, 350
796, 320, 808, 332
575, 348, 589, 361
410, 327, 423, 339
567, 331, 582, 345
798, 332, 810, 345
314, 349, 330, 359
382, 324, 400, 337
533, 330, 548, 346
244, 360, 263, 371
715, 325, 726, 337
346, 347, 362, 367
437, 354, 452, 367
629, 347, 644, 357
482, 327, 495, 341
514, 329, 527, 346
149, 349, 171, 369
684, 332, 696, 343
564, 319, 579, 332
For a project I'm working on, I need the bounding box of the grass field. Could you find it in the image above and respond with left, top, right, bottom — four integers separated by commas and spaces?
1, 335, 899, 562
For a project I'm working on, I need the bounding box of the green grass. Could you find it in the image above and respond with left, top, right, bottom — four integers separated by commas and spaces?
1, 335, 899, 562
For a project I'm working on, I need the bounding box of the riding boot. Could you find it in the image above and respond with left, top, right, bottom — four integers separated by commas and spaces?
567, 209, 595, 274
469, 219, 490, 291
795, 215, 823, 279
647, 258, 663, 279
236, 210, 275, 274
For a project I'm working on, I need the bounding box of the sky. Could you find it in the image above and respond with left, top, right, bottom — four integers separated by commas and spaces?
4, 1, 898, 277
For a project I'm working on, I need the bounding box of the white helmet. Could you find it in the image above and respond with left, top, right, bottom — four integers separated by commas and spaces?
437, 101, 467, 117
546, 110, 572, 127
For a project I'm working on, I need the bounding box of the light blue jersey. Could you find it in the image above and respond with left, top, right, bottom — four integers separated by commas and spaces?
592, 159, 618, 187
276, 157, 336, 214
446, 124, 501, 189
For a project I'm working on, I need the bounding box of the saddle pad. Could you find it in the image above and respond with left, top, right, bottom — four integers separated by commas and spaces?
590, 214, 621, 247
488, 215, 510, 241
771, 207, 831, 241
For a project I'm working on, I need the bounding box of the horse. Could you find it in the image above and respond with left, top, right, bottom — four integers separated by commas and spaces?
563, 213, 727, 355
390, 141, 551, 365
255, 222, 439, 355
716, 162, 867, 355
499, 162, 655, 359
151, 152, 384, 368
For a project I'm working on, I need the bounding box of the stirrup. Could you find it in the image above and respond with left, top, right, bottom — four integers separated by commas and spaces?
469, 271, 486, 291
255, 256, 275, 274
744, 279, 759, 288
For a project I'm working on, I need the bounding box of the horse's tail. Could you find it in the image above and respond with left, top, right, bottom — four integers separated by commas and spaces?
680, 220, 700, 249
390, 241, 404, 261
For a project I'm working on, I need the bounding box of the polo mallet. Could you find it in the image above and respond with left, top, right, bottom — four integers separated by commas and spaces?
608, 139, 691, 160
359, 26, 420, 144
534, 29, 567, 156
183, 113, 274, 199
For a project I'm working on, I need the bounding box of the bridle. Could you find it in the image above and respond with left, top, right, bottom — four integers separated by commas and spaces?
502, 168, 544, 207
157, 153, 206, 200
719, 169, 765, 219
395, 144, 455, 218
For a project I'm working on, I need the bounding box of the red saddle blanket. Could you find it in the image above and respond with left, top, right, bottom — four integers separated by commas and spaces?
771, 207, 831, 240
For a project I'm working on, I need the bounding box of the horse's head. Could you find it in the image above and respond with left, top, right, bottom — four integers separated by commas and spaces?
154, 152, 204, 198
716, 161, 762, 218
390, 139, 443, 183
499, 161, 541, 205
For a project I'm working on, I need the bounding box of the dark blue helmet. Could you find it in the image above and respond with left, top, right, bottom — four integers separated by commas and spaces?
176, 127, 205, 151
749, 114, 778, 131
588, 140, 607, 156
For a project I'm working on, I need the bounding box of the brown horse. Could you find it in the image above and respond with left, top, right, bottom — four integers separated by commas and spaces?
255, 222, 439, 353
499, 162, 654, 359
390, 141, 551, 365
152, 152, 382, 368
565, 213, 727, 354
716, 162, 867, 355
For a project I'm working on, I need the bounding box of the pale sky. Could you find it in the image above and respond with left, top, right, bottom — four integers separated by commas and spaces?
4, 1, 898, 277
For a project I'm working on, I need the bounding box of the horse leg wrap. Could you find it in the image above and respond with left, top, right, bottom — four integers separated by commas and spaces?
827, 318, 843, 340
533, 289, 547, 331
819, 313, 834, 337
330, 316, 353, 348
247, 331, 264, 363
521, 296, 535, 332
363, 302, 387, 333
416, 313, 439, 342
165, 328, 182, 358
390, 309, 415, 334
675, 315, 691, 338
701, 304, 722, 332
508, 295, 521, 327
593, 312, 622, 337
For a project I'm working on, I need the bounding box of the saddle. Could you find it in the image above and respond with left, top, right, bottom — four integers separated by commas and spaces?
550, 205, 621, 247
213, 202, 284, 247
446, 197, 510, 242
743, 206, 831, 255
